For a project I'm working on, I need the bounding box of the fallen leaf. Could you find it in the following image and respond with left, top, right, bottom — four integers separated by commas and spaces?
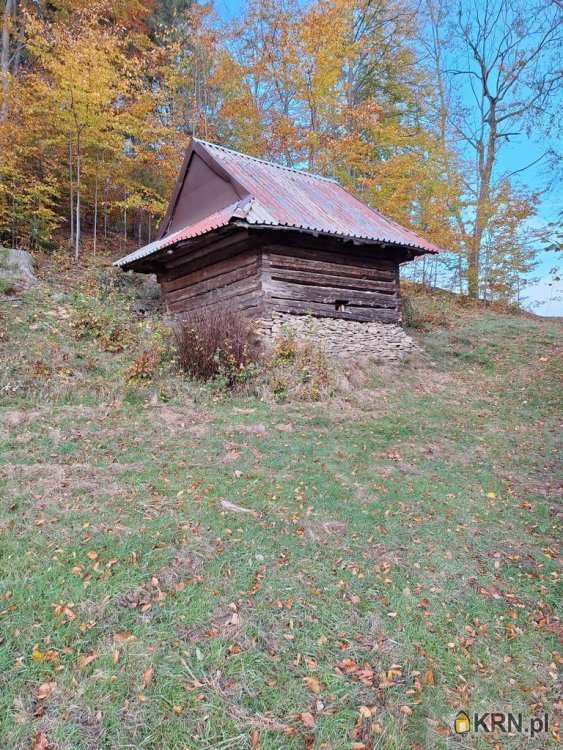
36, 682, 56, 700
142, 667, 154, 688
78, 652, 98, 669
400, 705, 413, 716
250, 729, 260, 748
336, 658, 358, 674
423, 670, 434, 685
32, 647, 58, 664
31, 733, 49, 750
303, 676, 322, 694
86, 551, 98, 560
300, 711, 315, 728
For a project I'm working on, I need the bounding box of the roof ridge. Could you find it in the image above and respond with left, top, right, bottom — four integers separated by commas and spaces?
193, 138, 339, 184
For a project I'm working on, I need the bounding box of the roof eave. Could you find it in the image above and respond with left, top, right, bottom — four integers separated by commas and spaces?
113, 223, 243, 271
231, 220, 441, 255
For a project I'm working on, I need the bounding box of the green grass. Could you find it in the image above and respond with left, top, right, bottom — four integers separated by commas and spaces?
0, 261, 561, 749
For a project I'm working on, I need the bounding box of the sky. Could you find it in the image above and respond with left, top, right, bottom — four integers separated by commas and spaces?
214, 0, 562, 316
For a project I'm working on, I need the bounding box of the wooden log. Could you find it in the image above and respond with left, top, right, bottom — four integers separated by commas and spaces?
163, 242, 259, 282
172, 291, 265, 318
164, 229, 250, 270
165, 258, 259, 303
265, 280, 397, 309
162, 250, 257, 292
268, 266, 397, 293
166, 276, 261, 313
172, 290, 265, 316
264, 245, 395, 273
263, 250, 396, 282
270, 299, 399, 323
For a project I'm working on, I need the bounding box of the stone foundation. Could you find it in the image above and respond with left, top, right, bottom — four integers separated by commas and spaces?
256, 313, 417, 361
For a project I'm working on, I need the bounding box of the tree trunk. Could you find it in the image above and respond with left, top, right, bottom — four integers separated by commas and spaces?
103, 176, 108, 238
11, 190, 15, 246
93, 168, 98, 256
75, 132, 81, 261
69, 140, 74, 246
469, 111, 497, 298
12, 0, 22, 77
0, 0, 14, 123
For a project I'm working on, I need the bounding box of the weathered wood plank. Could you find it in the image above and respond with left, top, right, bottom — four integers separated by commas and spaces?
271, 299, 399, 323
163, 241, 259, 282
264, 251, 396, 282
164, 230, 250, 270
268, 267, 397, 293
165, 259, 259, 303
173, 291, 265, 318
264, 245, 395, 273
162, 250, 257, 292
167, 277, 261, 313
266, 280, 397, 309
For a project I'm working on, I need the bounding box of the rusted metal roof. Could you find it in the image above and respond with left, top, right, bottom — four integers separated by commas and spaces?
115, 139, 442, 268
114, 204, 237, 268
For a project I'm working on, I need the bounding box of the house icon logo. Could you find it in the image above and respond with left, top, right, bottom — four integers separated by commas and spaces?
454, 711, 471, 734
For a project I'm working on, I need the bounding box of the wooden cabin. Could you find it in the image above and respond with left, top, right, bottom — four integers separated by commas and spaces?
114, 139, 441, 325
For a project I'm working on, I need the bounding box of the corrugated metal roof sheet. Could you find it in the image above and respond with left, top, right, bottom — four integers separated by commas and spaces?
114, 203, 237, 267
115, 139, 442, 268
203, 141, 441, 253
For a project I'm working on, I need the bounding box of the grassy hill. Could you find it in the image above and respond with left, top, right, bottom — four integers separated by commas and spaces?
1, 255, 561, 749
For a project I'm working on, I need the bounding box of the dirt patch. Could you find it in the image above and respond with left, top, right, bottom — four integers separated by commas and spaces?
230, 423, 268, 437
151, 405, 214, 432
499, 469, 562, 500
2, 409, 42, 427
222, 442, 241, 464
177, 602, 246, 646
302, 519, 347, 543
156, 548, 205, 590
1, 462, 139, 500
361, 543, 404, 567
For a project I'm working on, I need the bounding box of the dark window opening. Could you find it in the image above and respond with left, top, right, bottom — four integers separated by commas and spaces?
335, 299, 349, 311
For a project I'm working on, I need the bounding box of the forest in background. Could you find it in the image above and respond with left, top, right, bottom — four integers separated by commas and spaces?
0, 0, 561, 303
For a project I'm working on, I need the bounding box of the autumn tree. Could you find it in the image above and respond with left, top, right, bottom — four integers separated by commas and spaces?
0, 0, 181, 253
422, 0, 562, 298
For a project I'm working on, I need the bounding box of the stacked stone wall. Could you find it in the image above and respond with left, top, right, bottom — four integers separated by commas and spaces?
256, 313, 417, 360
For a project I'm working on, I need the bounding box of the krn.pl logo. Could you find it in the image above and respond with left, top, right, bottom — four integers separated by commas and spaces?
454, 711, 471, 734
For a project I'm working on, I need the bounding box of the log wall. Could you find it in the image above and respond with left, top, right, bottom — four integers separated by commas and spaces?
157, 233, 402, 324
158, 235, 264, 317
261, 244, 400, 323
